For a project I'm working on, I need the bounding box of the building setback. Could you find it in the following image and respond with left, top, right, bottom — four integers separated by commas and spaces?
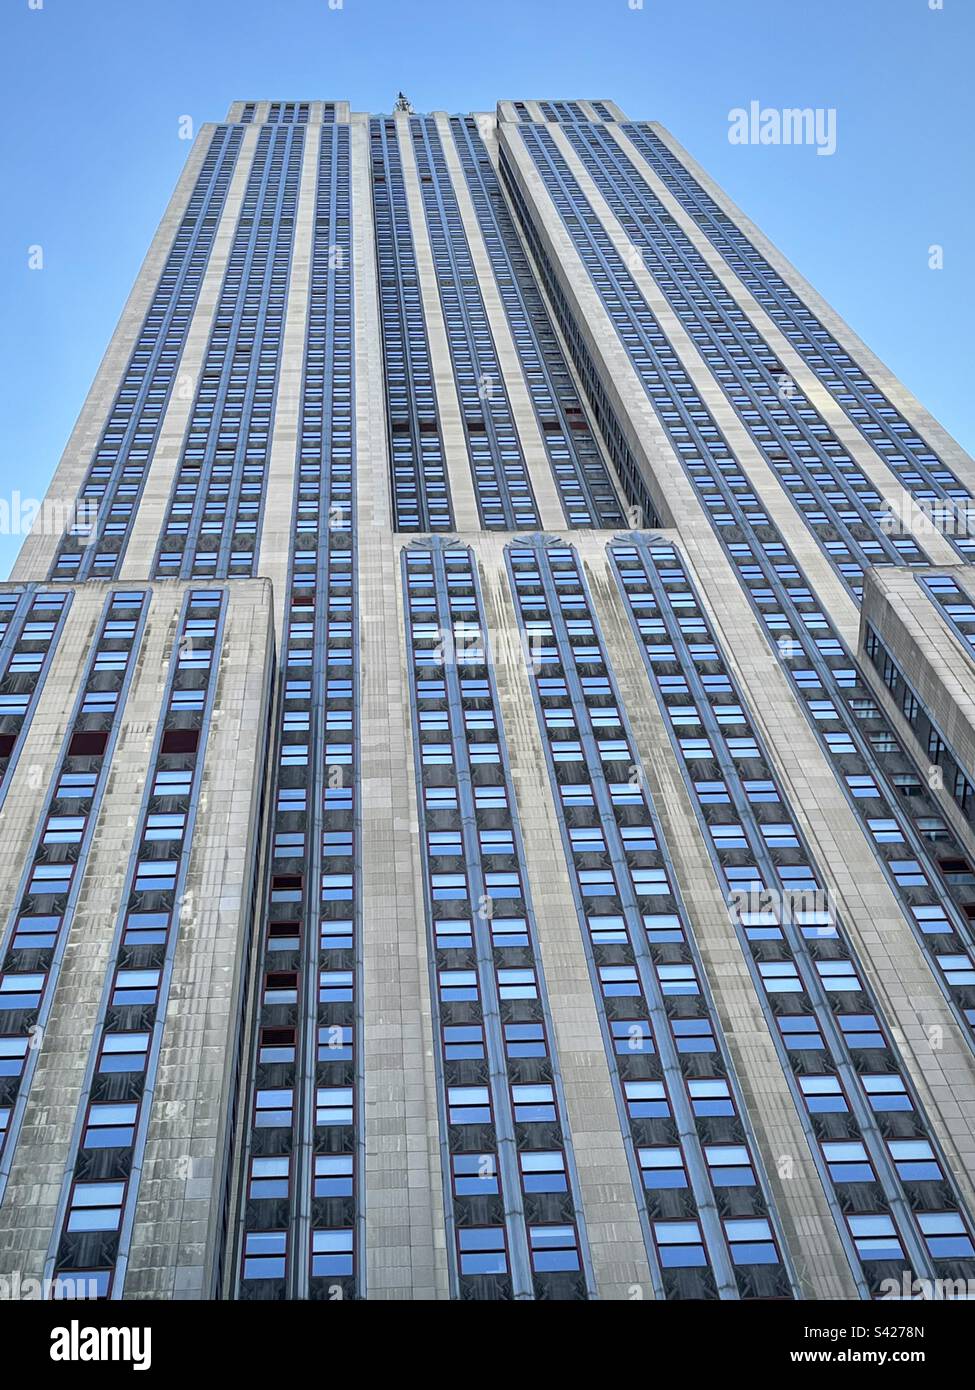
1, 97, 975, 1302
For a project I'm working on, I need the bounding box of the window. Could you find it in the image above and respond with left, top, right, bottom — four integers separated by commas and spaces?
448, 1086, 490, 1125
453, 1153, 499, 1197
654, 1220, 707, 1268
97, 1032, 149, 1074
314, 1155, 354, 1198
491, 917, 529, 948
599, 964, 640, 997
243, 1231, 286, 1280
50, 1270, 111, 1300
435, 918, 473, 950
888, 1139, 941, 1183
268, 921, 300, 951
11, 915, 60, 950
250, 1157, 290, 1199
152, 768, 192, 797
263, 971, 298, 1005
938, 954, 975, 986
706, 1144, 755, 1186
28, 863, 73, 896
318, 1024, 353, 1062
319, 970, 353, 1003
798, 1075, 847, 1113
82, 1102, 138, 1148
823, 1141, 873, 1183
43, 815, 85, 844
504, 1023, 546, 1059
111, 969, 160, 1007
610, 1019, 653, 1054
839, 1013, 885, 1049
759, 961, 802, 993
529, 1224, 580, 1272
256, 1088, 293, 1128
439, 969, 478, 1003
443, 1024, 484, 1060
639, 1147, 687, 1189
316, 1087, 353, 1126
497, 968, 537, 1000
868, 818, 903, 844
0, 1036, 29, 1077
624, 1080, 669, 1118
890, 859, 925, 887
862, 1073, 911, 1112
520, 1151, 568, 1193
67, 1181, 126, 1233
672, 1018, 716, 1053
778, 1015, 824, 1050
458, 1227, 507, 1275
311, 1229, 354, 1277
512, 1084, 556, 1122
816, 960, 861, 992
0, 972, 45, 1010
846, 775, 880, 799
917, 1211, 974, 1259
144, 813, 186, 842
724, 1218, 778, 1265
123, 911, 169, 947
656, 963, 699, 996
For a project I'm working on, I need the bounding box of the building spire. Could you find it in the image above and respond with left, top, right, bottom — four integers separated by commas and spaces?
393, 91, 415, 114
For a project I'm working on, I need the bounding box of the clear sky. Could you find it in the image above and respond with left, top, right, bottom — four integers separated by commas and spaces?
1, 0, 972, 577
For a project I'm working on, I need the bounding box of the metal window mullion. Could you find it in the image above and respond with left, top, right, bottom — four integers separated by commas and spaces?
177, 129, 279, 578
917, 574, 975, 670
0, 588, 34, 672
747, 575, 975, 1030
376, 120, 452, 532
291, 126, 346, 1299
115, 593, 227, 1294
532, 543, 739, 1298
331, 122, 366, 1296
451, 119, 622, 528
288, 522, 329, 1300
231, 133, 339, 1288
217, 127, 304, 576
73, 127, 242, 581
0, 589, 149, 1204
506, 576, 667, 1298
625, 541, 939, 1284
526, 128, 975, 1041
416, 121, 533, 531
626, 126, 972, 541
42, 589, 227, 1296
380, 121, 430, 530
573, 124, 906, 575
0, 590, 74, 813
472, 568, 597, 1300
431, 543, 534, 1300
497, 147, 659, 529
192, 124, 288, 573
610, 543, 875, 1295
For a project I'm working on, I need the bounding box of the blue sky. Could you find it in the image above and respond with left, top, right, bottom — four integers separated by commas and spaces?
1, 0, 972, 577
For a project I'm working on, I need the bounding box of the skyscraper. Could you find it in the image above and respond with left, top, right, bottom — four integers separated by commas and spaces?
1, 96, 974, 1304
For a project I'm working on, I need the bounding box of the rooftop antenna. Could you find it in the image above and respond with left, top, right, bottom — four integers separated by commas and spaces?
393, 91, 415, 114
